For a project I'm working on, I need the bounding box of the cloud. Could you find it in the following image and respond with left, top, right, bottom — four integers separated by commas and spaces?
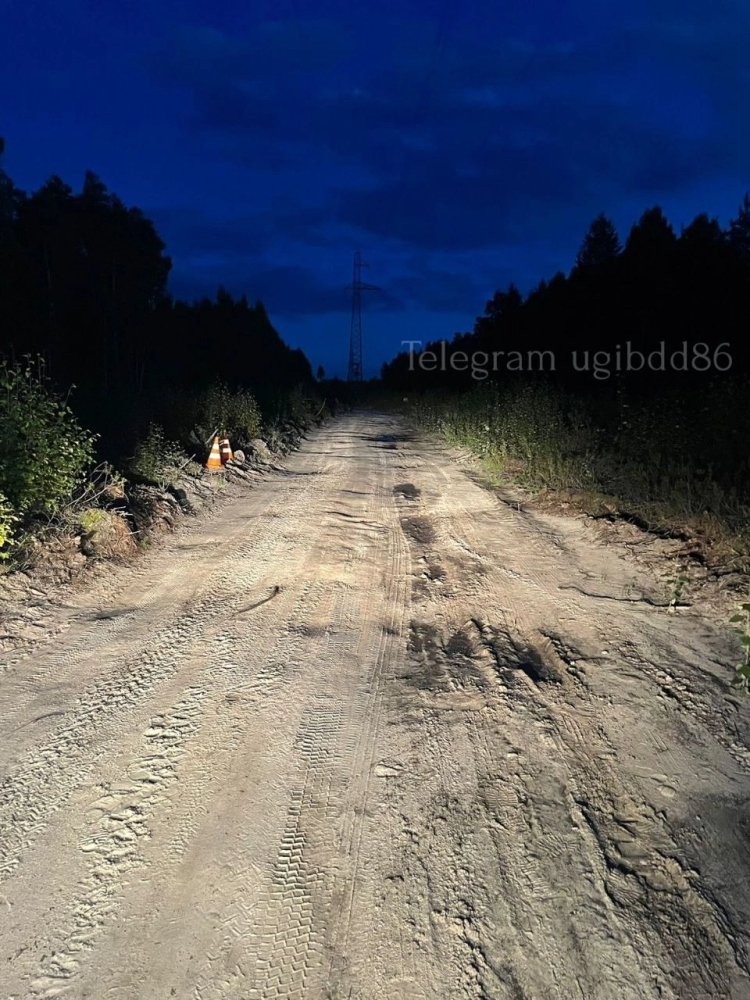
149, 206, 271, 259
149, 202, 339, 261
147, 8, 750, 300
388, 268, 491, 313
148, 20, 349, 88
167, 260, 403, 318
330, 102, 711, 253
625, 2, 750, 138
155, 22, 738, 184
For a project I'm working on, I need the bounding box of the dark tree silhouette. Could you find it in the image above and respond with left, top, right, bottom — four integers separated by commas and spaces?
623, 206, 676, 263
382, 195, 750, 395
728, 194, 750, 259
0, 149, 317, 458
574, 212, 621, 269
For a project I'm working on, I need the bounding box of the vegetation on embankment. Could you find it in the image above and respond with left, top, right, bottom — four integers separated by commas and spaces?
0, 143, 336, 571
397, 378, 750, 691
0, 354, 330, 572
407, 379, 750, 569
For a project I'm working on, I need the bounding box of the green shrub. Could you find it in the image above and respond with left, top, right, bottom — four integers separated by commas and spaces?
0, 489, 19, 558
413, 382, 595, 492
0, 356, 97, 519
181, 459, 205, 479
286, 385, 320, 423
125, 423, 186, 489
196, 381, 261, 443
730, 603, 750, 691
77, 507, 106, 532
228, 388, 262, 441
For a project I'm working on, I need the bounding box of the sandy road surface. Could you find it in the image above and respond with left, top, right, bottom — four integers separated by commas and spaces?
1, 411, 750, 1000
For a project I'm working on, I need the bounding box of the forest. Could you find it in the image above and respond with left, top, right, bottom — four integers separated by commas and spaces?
382, 200, 750, 569
0, 138, 325, 557
0, 140, 317, 455
383, 202, 750, 391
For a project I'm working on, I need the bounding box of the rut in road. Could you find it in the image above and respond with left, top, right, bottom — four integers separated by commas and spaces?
0, 412, 748, 1000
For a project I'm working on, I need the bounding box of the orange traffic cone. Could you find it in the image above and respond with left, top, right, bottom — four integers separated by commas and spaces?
220, 437, 233, 463
205, 436, 222, 471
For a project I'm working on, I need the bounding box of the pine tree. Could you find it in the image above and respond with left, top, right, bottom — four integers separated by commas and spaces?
624, 206, 676, 261
728, 193, 750, 258
575, 213, 621, 268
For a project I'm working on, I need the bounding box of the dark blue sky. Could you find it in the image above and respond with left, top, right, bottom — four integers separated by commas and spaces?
2, 0, 748, 377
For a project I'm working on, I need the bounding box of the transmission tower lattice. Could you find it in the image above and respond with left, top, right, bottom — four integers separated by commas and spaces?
346, 251, 379, 381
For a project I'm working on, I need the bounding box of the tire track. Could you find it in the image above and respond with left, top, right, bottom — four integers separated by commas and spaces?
29, 686, 206, 997
8, 458, 342, 997
185, 422, 407, 1000
0, 471, 322, 881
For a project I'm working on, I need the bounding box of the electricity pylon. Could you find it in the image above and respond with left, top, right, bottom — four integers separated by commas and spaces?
346, 251, 379, 381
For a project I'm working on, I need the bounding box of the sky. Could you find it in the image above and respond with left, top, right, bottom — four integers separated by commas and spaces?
1, 0, 749, 378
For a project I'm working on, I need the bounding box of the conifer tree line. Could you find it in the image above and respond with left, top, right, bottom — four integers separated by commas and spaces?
382, 202, 750, 392
0, 139, 315, 458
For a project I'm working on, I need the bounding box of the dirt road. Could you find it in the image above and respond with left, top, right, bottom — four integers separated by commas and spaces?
1, 411, 749, 1000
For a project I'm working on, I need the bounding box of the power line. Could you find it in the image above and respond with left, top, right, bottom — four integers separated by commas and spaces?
346, 250, 379, 380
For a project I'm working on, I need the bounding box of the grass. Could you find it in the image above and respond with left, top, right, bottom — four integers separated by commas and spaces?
730, 603, 750, 690
77, 508, 107, 532
407, 379, 750, 574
